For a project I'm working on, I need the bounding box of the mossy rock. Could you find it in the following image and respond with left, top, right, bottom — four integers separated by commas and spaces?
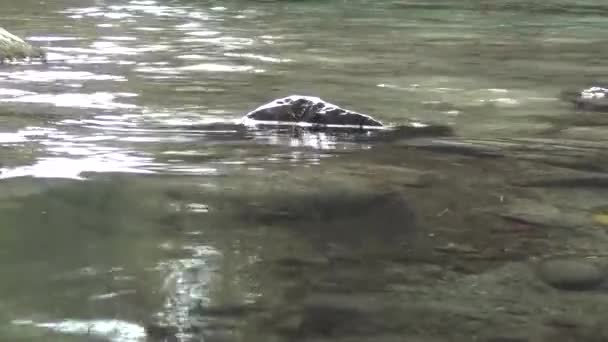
0, 27, 46, 63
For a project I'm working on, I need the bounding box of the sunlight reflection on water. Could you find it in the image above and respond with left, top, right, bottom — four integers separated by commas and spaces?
12, 319, 146, 342
0, 70, 125, 82
0, 155, 156, 179
1, 92, 137, 109
2, 0, 608, 340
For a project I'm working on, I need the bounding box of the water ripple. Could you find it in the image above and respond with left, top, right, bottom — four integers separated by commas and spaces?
0, 70, 125, 82
179, 63, 256, 72
224, 52, 292, 63
2, 92, 137, 110
0, 154, 157, 180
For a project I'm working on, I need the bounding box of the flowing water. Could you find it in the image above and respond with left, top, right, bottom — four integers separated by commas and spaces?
2, 0, 608, 341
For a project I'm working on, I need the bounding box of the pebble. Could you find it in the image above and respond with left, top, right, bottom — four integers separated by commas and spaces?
536, 259, 606, 291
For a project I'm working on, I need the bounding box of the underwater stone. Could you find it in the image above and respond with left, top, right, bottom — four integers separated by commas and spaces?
536, 258, 606, 291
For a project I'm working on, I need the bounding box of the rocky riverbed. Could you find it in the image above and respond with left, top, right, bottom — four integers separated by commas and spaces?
128, 139, 608, 342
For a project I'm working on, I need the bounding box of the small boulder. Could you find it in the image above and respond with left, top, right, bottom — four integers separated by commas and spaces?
242, 95, 384, 128
0, 27, 46, 63
562, 85, 608, 112
535, 258, 606, 291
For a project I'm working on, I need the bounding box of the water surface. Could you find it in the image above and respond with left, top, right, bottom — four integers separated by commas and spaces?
1, 0, 608, 341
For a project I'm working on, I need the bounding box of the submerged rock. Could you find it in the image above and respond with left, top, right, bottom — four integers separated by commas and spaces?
0, 27, 45, 63
535, 258, 606, 291
242, 95, 384, 128
562, 85, 608, 112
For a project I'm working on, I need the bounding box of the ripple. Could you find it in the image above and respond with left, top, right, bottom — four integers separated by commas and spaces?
0, 154, 156, 180
134, 66, 181, 75
72, 135, 120, 142
185, 203, 209, 213
2, 92, 137, 110
0, 133, 27, 143
27, 36, 81, 42
42, 142, 122, 156
488, 88, 509, 93
61, 117, 138, 128
224, 52, 292, 63
108, 3, 190, 17
180, 36, 254, 50
377, 83, 418, 91
178, 63, 255, 72
46, 44, 169, 60
159, 165, 219, 175
136, 63, 259, 74
90, 41, 140, 55
185, 30, 221, 37
65, 7, 134, 20
175, 22, 202, 30
134, 27, 164, 32
60, 6, 103, 15
477, 97, 520, 106
176, 54, 211, 60
0, 70, 124, 82
89, 290, 136, 301
0, 88, 35, 97
44, 52, 113, 64
101, 36, 138, 41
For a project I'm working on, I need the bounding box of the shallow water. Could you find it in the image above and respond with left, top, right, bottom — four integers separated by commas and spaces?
1, 0, 608, 341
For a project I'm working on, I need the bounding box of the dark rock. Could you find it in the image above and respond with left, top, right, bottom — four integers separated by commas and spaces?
562, 86, 608, 112
485, 337, 529, 342
242, 95, 384, 128
360, 123, 453, 142
488, 198, 591, 230
535, 258, 606, 291
240, 189, 414, 228
274, 256, 329, 268
145, 323, 179, 342
273, 295, 384, 338
188, 303, 263, 317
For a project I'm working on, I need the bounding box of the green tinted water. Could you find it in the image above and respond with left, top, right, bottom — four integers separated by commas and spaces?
1, 0, 608, 341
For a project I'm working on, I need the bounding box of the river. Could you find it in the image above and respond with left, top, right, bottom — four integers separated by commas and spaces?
1, 0, 608, 341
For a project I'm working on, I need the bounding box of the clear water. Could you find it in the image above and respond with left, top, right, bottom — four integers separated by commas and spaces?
1, 0, 608, 341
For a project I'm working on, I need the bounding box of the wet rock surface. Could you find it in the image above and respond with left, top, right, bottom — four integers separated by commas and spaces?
242, 95, 385, 127
562, 85, 608, 112
0, 27, 45, 63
